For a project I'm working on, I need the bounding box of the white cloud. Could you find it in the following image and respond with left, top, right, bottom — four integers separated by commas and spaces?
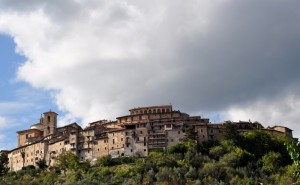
0, 0, 300, 135
0, 0, 221, 124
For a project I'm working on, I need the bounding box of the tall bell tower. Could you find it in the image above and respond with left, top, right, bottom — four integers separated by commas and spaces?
42, 110, 58, 136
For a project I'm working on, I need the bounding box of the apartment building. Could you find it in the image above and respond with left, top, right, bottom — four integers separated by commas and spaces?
7, 105, 293, 171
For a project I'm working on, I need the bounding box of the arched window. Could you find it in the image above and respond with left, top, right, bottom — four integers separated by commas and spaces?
153, 109, 156, 113
144, 110, 147, 114
47, 116, 51, 123
47, 126, 50, 133
149, 110, 152, 113
157, 109, 161, 113
166, 109, 170, 112
162, 109, 165, 113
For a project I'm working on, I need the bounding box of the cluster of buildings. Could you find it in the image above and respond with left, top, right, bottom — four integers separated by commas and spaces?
6, 105, 293, 171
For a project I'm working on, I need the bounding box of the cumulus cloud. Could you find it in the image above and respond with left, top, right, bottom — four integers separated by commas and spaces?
0, 0, 300, 137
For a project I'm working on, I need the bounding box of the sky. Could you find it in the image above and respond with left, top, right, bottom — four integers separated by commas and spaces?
0, 0, 300, 150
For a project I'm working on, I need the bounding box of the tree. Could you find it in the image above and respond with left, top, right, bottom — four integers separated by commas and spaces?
184, 125, 197, 142
36, 159, 48, 170
54, 150, 79, 176
221, 121, 240, 142
166, 143, 187, 155
285, 139, 300, 181
94, 155, 114, 167
0, 152, 9, 176
21, 151, 25, 168
262, 151, 281, 174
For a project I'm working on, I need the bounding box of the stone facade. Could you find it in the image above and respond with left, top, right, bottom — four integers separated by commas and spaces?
7, 105, 294, 171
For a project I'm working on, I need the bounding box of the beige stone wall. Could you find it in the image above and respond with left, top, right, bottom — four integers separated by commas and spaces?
166, 129, 184, 147
93, 137, 109, 159
9, 142, 46, 171
272, 126, 293, 137
124, 130, 135, 156
17, 130, 43, 147
107, 131, 125, 158
134, 127, 148, 156
8, 148, 25, 171
48, 140, 68, 166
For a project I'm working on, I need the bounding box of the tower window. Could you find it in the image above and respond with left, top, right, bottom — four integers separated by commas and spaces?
47, 116, 50, 123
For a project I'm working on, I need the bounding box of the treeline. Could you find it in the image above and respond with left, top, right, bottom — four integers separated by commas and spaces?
0, 124, 300, 185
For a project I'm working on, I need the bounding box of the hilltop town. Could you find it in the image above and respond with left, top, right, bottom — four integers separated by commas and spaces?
6, 105, 293, 171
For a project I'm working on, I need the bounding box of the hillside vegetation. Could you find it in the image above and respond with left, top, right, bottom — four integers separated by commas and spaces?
0, 125, 299, 185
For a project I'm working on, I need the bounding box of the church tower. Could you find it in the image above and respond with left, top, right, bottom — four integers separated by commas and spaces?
42, 111, 58, 136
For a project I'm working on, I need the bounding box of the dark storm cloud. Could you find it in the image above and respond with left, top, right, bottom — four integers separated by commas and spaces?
135, 0, 300, 114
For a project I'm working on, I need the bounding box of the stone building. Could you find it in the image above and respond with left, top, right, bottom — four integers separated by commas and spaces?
7, 105, 294, 171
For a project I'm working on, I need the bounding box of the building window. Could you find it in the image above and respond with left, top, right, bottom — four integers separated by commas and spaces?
144, 149, 147, 152
211, 129, 213, 133
140, 131, 143, 134
105, 147, 107, 150
121, 138, 123, 141
98, 149, 100, 151
113, 139, 115, 144
131, 149, 133, 152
